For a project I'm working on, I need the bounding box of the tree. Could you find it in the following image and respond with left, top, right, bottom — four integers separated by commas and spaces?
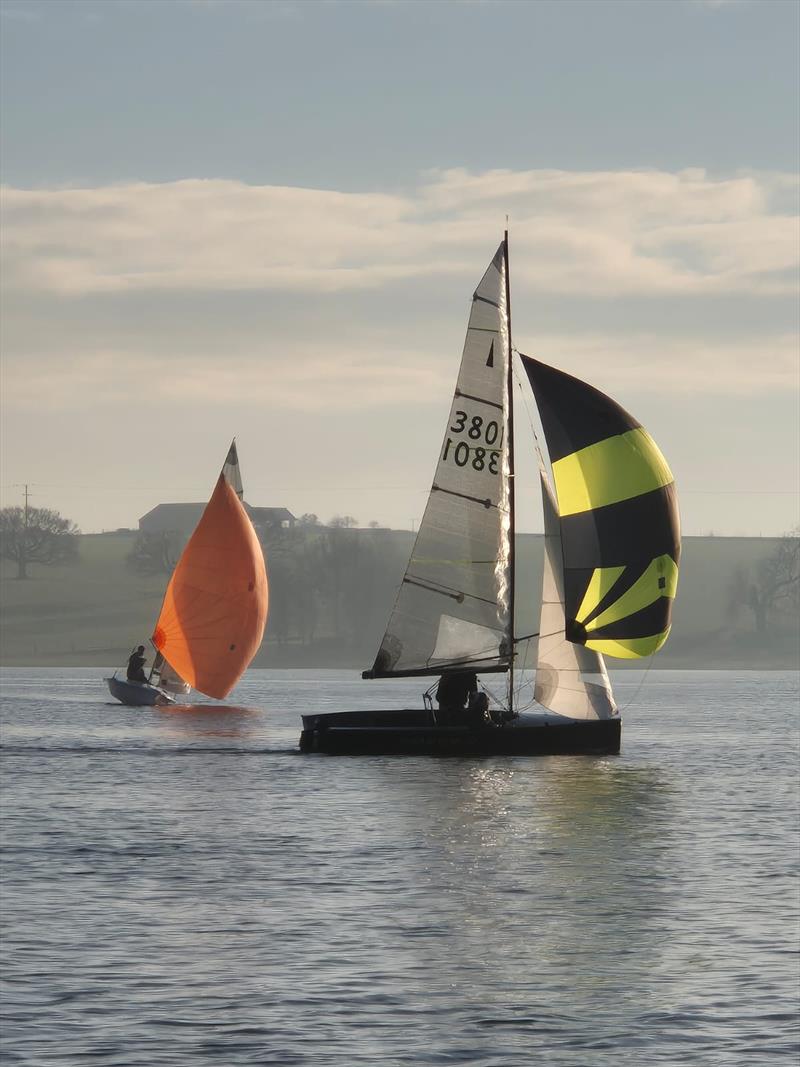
0, 506, 80, 579
729, 527, 800, 634
126, 530, 183, 577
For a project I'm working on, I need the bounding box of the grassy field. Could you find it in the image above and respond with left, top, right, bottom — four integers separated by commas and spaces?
0, 533, 166, 667
1, 530, 797, 669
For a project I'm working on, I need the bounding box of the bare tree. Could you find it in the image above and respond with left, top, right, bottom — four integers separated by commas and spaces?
126, 530, 183, 577
327, 515, 358, 529
729, 527, 800, 634
0, 506, 80, 579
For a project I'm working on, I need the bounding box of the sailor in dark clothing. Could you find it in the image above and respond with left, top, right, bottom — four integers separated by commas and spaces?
436, 670, 480, 726
126, 645, 148, 683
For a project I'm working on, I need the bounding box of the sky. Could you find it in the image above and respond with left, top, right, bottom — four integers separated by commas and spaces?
1, 0, 798, 536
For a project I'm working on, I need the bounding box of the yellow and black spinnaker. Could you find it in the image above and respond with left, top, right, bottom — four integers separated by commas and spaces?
521, 355, 680, 659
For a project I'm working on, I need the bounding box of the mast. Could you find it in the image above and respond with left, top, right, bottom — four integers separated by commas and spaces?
503, 229, 516, 716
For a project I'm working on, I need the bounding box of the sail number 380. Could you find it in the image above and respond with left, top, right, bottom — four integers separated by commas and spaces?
442, 410, 503, 474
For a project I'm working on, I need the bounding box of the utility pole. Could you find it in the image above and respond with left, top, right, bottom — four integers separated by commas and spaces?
16, 483, 31, 579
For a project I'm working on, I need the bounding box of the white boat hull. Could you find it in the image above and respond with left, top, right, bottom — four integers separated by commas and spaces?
106, 676, 176, 707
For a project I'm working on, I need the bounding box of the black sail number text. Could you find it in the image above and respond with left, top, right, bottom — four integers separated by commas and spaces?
442, 410, 503, 474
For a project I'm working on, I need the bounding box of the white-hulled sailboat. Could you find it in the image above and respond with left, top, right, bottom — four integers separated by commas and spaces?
300, 236, 680, 755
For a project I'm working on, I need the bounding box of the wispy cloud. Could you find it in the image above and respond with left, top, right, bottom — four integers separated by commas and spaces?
1, 165, 796, 536
0, 4, 43, 23
181, 0, 304, 19
689, 0, 748, 9
2, 168, 797, 299
1, 167, 797, 428
5, 330, 795, 418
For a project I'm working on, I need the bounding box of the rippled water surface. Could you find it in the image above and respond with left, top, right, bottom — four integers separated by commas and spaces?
1, 668, 798, 1066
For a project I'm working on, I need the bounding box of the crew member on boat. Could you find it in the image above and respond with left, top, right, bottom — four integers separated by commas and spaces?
436, 669, 487, 726
126, 645, 148, 683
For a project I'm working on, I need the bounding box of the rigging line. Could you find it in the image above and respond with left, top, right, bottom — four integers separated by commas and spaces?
1, 482, 437, 494
512, 635, 537, 713
7, 481, 794, 497
677, 490, 800, 496
514, 630, 539, 642
616, 655, 656, 713
480, 676, 512, 713
479, 637, 535, 716
512, 364, 549, 474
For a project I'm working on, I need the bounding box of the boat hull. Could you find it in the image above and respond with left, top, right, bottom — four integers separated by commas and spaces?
299, 709, 621, 757
106, 676, 176, 707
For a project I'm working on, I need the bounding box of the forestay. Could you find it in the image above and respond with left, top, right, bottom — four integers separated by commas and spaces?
367, 245, 512, 677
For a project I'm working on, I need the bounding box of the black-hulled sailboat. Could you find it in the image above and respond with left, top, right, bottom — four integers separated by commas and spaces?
299, 236, 680, 756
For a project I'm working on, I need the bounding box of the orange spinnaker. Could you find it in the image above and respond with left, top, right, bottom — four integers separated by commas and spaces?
151, 475, 268, 699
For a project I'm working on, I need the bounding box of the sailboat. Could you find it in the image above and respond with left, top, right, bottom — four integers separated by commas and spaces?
106, 442, 269, 707
299, 236, 680, 755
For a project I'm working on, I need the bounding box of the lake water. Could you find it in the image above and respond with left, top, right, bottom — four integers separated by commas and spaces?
1, 668, 798, 1066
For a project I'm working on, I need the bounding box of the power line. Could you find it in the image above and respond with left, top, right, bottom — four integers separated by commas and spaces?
1, 482, 797, 496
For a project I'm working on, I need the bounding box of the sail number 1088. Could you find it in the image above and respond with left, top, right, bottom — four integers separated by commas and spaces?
442, 410, 503, 474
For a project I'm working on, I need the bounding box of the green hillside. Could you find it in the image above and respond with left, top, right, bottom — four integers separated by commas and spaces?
0, 530, 797, 669
0, 532, 166, 666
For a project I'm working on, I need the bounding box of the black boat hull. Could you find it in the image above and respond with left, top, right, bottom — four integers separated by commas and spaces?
299, 709, 621, 757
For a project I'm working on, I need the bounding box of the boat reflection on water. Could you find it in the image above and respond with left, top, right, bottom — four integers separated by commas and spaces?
377, 756, 676, 1021
153, 703, 263, 739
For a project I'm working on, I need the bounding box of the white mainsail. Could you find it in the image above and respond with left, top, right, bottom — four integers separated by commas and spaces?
368, 244, 512, 676
534, 472, 617, 719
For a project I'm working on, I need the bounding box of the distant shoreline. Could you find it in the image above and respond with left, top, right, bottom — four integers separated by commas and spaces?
2, 530, 798, 673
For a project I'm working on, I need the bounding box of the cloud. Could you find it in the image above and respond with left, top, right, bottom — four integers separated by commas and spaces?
0, 5, 43, 22
2, 167, 797, 299
517, 332, 800, 397
1, 341, 451, 414
3, 328, 796, 420
182, 0, 304, 18
690, 0, 746, 8
1, 166, 797, 433
1, 167, 796, 538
